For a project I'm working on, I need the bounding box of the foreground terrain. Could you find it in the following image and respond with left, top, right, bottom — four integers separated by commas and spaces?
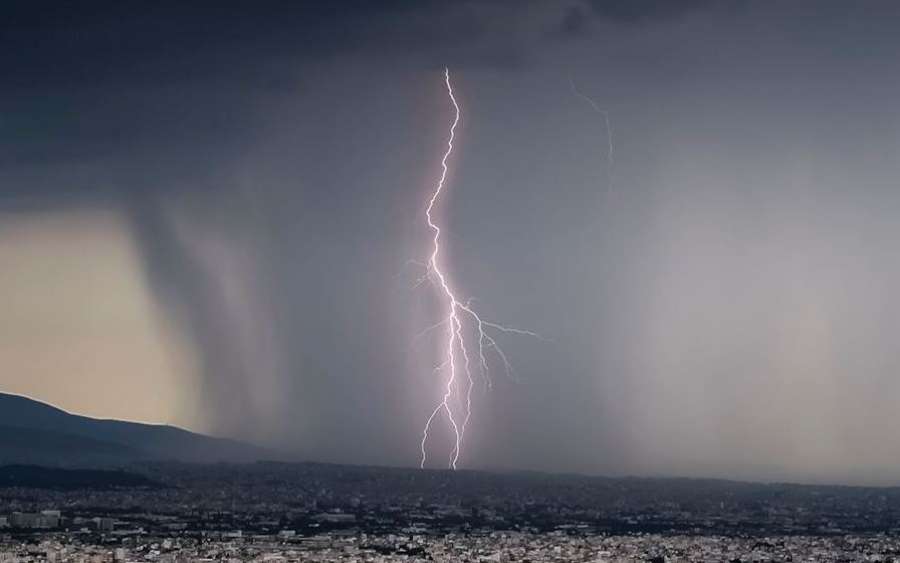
3, 531, 900, 562
2, 462, 900, 561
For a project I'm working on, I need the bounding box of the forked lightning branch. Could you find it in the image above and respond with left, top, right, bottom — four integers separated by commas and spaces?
415, 69, 540, 470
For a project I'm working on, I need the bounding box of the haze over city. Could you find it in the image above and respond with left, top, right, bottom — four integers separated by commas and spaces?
3, 0, 900, 486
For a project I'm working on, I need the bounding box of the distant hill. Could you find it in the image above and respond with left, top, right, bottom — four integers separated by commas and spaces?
0, 464, 159, 489
0, 393, 278, 465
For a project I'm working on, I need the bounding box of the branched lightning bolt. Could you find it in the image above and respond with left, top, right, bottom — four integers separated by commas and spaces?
417, 68, 542, 470
569, 74, 614, 198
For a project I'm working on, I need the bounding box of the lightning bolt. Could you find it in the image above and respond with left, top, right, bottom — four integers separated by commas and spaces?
569, 74, 614, 198
416, 68, 542, 470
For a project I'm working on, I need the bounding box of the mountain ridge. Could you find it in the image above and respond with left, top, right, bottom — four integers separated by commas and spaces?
0, 392, 278, 465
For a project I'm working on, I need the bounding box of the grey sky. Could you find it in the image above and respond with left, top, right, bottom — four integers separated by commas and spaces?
2, 1, 900, 485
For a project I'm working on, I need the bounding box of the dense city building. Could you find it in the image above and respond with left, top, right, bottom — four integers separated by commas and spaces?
3, 463, 900, 562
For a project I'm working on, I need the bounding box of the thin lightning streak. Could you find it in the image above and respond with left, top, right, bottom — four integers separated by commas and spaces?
418, 68, 543, 470
569, 74, 614, 198
481, 321, 550, 341
420, 68, 463, 470
411, 318, 450, 343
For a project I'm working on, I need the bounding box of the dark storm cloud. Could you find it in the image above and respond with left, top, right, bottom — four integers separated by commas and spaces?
552, 6, 590, 37
0, 0, 510, 88
6, 0, 900, 484
0, 0, 579, 454
0, 0, 550, 185
550, 0, 715, 36
586, 0, 714, 24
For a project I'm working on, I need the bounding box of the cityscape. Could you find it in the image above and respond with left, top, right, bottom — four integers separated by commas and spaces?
4, 463, 900, 561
